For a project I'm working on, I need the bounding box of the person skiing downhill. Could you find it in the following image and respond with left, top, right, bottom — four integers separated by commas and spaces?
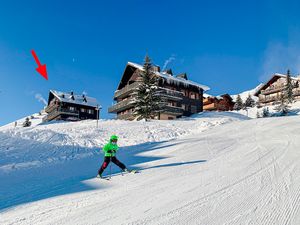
97, 135, 129, 178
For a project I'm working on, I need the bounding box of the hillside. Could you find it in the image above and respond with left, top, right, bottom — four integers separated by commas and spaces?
1, 112, 300, 225
230, 83, 263, 102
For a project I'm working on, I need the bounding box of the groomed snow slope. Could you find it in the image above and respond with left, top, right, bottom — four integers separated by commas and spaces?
1, 113, 300, 225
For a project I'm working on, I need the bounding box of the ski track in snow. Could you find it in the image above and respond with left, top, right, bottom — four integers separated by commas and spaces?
0, 112, 300, 225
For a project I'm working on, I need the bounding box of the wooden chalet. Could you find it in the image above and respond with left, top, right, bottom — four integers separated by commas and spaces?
254, 73, 300, 105
43, 90, 101, 122
108, 62, 210, 120
203, 94, 235, 111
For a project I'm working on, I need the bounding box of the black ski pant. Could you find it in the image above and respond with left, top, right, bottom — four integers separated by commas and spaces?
98, 156, 126, 175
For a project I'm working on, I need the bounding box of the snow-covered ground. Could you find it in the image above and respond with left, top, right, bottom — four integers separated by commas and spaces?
1, 112, 300, 225
232, 100, 300, 118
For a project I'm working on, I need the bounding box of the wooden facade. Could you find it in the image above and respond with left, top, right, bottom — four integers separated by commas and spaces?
43, 90, 100, 122
108, 62, 210, 120
254, 74, 300, 106
203, 94, 234, 111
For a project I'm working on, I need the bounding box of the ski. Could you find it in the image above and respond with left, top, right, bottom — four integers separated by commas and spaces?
95, 170, 140, 181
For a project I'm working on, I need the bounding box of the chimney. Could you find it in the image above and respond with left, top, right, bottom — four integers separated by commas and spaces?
70, 91, 75, 100
82, 94, 87, 102
176, 73, 188, 80
165, 69, 173, 75
152, 65, 160, 73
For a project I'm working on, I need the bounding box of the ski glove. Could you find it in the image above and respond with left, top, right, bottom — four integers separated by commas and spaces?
107, 150, 116, 154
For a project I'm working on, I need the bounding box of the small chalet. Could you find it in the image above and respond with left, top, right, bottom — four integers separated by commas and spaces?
203, 94, 235, 111
43, 90, 101, 122
108, 61, 210, 120
254, 73, 300, 105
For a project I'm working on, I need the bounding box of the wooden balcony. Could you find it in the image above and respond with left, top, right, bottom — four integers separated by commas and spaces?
259, 88, 300, 104
163, 105, 184, 116
156, 88, 184, 101
117, 113, 135, 120
261, 85, 285, 95
43, 108, 79, 122
114, 82, 141, 99
293, 89, 300, 96
108, 98, 135, 113
203, 103, 216, 110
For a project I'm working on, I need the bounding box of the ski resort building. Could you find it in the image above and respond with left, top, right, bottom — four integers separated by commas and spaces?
203, 94, 235, 111
43, 90, 101, 122
254, 73, 300, 106
108, 62, 210, 120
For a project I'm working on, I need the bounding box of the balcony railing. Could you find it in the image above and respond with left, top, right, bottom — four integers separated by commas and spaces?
261, 84, 285, 95
108, 98, 135, 113
259, 96, 280, 103
114, 82, 141, 99
117, 113, 135, 120
162, 105, 184, 115
43, 108, 79, 122
259, 88, 300, 103
156, 88, 184, 101
293, 89, 300, 96
203, 103, 216, 110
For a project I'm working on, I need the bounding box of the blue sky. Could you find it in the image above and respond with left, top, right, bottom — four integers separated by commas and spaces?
1, 0, 300, 125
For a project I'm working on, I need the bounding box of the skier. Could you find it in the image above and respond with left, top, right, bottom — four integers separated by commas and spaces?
97, 135, 130, 178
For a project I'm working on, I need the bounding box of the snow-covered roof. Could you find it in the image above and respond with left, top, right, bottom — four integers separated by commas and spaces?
203, 93, 212, 98
254, 73, 300, 96
274, 73, 299, 80
50, 90, 100, 108
127, 62, 210, 91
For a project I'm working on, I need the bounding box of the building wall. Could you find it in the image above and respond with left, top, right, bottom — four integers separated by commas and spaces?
159, 113, 176, 120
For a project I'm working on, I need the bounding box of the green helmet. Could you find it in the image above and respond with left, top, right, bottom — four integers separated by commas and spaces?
110, 134, 118, 141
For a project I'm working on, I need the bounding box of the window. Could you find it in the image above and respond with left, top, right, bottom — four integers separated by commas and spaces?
190, 92, 196, 99
88, 109, 94, 114
191, 105, 197, 113
69, 106, 75, 111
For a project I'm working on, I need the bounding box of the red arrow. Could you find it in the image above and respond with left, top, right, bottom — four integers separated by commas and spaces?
31, 50, 48, 80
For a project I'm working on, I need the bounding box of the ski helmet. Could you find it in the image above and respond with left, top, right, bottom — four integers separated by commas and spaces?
110, 134, 118, 141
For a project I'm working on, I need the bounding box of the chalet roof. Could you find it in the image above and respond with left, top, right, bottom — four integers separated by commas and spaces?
123, 62, 210, 91
49, 90, 100, 108
254, 73, 300, 96
204, 93, 233, 101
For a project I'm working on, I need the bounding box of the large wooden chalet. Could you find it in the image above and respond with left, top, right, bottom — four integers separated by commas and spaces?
108, 62, 210, 120
43, 90, 101, 122
254, 73, 300, 106
203, 94, 235, 111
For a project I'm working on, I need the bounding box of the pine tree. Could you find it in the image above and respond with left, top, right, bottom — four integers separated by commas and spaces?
244, 94, 255, 108
233, 94, 243, 110
274, 93, 290, 116
23, 117, 32, 127
132, 55, 164, 121
285, 69, 294, 104
262, 107, 270, 117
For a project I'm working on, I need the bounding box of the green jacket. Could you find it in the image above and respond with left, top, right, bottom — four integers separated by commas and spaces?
102, 141, 119, 157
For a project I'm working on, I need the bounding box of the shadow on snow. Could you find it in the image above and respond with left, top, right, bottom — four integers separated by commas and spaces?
0, 131, 206, 211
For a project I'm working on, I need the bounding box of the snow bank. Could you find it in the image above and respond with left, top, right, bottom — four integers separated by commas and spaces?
0, 112, 248, 173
